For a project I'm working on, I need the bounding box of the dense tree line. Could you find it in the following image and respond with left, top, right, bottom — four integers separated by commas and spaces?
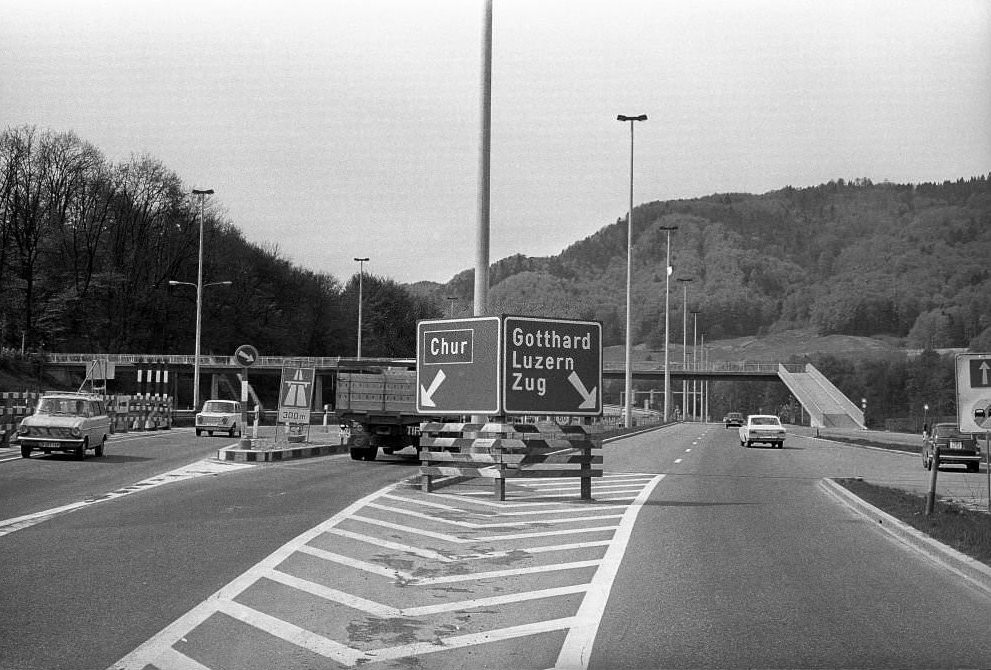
0, 126, 439, 357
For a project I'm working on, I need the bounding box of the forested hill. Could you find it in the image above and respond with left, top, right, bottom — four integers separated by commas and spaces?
413, 176, 991, 350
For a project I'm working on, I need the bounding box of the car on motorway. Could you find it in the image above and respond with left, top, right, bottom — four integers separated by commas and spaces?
739, 414, 786, 448
195, 400, 243, 437
16, 392, 112, 459
922, 423, 981, 472
723, 411, 744, 428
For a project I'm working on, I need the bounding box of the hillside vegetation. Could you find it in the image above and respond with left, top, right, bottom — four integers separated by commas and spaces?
417, 177, 991, 351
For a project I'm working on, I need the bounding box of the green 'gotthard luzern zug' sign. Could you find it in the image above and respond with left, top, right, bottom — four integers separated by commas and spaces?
415, 315, 602, 416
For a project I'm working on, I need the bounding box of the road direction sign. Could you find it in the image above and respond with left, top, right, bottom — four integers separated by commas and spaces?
503, 316, 601, 416
278, 366, 315, 423
955, 353, 991, 432
234, 344, 259, 368
416, 317, 501, 414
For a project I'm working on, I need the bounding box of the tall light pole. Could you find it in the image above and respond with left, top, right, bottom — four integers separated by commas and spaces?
677, 277, 692, 421
191, 188, 213, 410
617, 113, 647, 427
659, 225, 678, 421
691, 311, 699, 421
354, 257, 369, 359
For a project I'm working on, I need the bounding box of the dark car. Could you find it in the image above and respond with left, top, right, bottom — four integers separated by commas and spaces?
724, 412, 744, 428
922, 423, 981, 472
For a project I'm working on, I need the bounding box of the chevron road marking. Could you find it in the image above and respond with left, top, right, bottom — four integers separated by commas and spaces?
109, 473, 665, 670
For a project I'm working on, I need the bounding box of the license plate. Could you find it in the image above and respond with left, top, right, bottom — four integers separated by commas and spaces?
949, 441, 962, 450
41, 441, 62, 449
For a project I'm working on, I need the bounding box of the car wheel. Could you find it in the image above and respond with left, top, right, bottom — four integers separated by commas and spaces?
195, 428, 202, 436
20, 445, 31, 458
95, 439, 105, 457
208, 431, 213, 437
967, 462, 979, 473
745, 441, 752, 448
923, 454, 931, 470
76, 440, 86, 460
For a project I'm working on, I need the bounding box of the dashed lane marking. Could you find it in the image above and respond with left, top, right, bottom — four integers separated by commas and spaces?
0, 459, 253, 538
109, 472, 665, 670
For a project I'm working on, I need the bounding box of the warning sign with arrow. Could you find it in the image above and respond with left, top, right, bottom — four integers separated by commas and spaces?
955, 353, 991, 432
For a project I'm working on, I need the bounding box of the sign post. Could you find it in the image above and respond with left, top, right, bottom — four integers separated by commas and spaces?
233, 345, 258, 446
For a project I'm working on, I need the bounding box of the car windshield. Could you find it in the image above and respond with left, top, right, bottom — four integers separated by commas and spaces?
933, 425, 961, 438
36, 398, 85, 415
203, 401, 236, 413
752, 417, 780, 426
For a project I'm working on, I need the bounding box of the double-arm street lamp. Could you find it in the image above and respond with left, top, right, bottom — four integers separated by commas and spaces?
354, 257, 369, 359
658, 225, 678, 421
168, 277, 231, 410
187, 188, 215, 411
617, 113, 647, 428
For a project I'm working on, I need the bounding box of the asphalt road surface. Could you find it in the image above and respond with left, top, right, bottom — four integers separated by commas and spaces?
0, 424, 989, 669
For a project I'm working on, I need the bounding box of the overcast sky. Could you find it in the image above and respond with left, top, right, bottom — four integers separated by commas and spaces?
3, 0, 989, 285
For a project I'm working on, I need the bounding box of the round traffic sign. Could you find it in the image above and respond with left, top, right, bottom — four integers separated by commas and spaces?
234, 344, 259, 367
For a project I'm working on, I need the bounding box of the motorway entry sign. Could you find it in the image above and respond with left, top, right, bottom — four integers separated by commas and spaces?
955, 353, 991, 432
278, 366, 315, 424
416, 317, 501, 414
503, 316, 602, 416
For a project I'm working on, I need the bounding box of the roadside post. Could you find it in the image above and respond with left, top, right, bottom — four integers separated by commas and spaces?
926, 448, 940, 516
233, 344, 258, 448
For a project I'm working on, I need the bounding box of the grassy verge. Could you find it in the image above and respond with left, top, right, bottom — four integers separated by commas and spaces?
835, 478, 991, 567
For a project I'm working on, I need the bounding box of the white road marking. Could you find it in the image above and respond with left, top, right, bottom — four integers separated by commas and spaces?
110, 474, 666, 670
0, 459, 252, 538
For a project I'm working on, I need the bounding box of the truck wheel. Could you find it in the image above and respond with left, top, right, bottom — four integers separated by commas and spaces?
95, 438, 105, 457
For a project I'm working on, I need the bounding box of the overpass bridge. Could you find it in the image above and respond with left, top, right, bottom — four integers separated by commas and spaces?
32, 354, 864, 429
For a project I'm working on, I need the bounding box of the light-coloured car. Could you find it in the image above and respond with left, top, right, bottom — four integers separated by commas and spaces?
17, 392, 112, 459
739, 414, 786, 448
195, 400, 243, 437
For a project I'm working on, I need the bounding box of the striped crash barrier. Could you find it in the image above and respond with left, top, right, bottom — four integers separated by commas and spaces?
0, 392, 41, 447
418, 421, 603, 501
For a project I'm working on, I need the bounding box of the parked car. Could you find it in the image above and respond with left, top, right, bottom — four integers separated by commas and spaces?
17, 392, 112, 459
922, 423, 981, 472
739, 414, 786, 448
724, 412, 744, 428
195, 400, 243, 437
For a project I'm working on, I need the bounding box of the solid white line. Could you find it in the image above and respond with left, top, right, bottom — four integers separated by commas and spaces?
474, 526, 619, 542
146, 646, 214, 670
417, 559, 602, 585
297, 544, 404, 579
325, 527, 457, 562
552, 474, 665, 670
217, 599, 362, 665
405, 584, 590, 616
265, 569, 397, 616
366, 502, 624, 528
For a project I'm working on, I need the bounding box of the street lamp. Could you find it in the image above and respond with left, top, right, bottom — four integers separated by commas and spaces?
354, 257, 369, 359
617, 113, 647, 428
658, 225, 678, 421
924, 403, 930, 433
168, 279, 231, 409
677, 277, 692, 420
190, 188, 213, 410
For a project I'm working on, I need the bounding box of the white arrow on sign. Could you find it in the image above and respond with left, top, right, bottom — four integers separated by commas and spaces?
981, 361, 990, 386
240, 351, 255, 364
420, 370, 446, 408
567, 371, 597, 410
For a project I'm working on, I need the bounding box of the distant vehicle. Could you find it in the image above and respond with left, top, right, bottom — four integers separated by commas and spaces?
922, 423, 981, 472
739, 414, 786, 448
17, 392, 112, 459
195, 400, 243, 437
723, 412, 744, 428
